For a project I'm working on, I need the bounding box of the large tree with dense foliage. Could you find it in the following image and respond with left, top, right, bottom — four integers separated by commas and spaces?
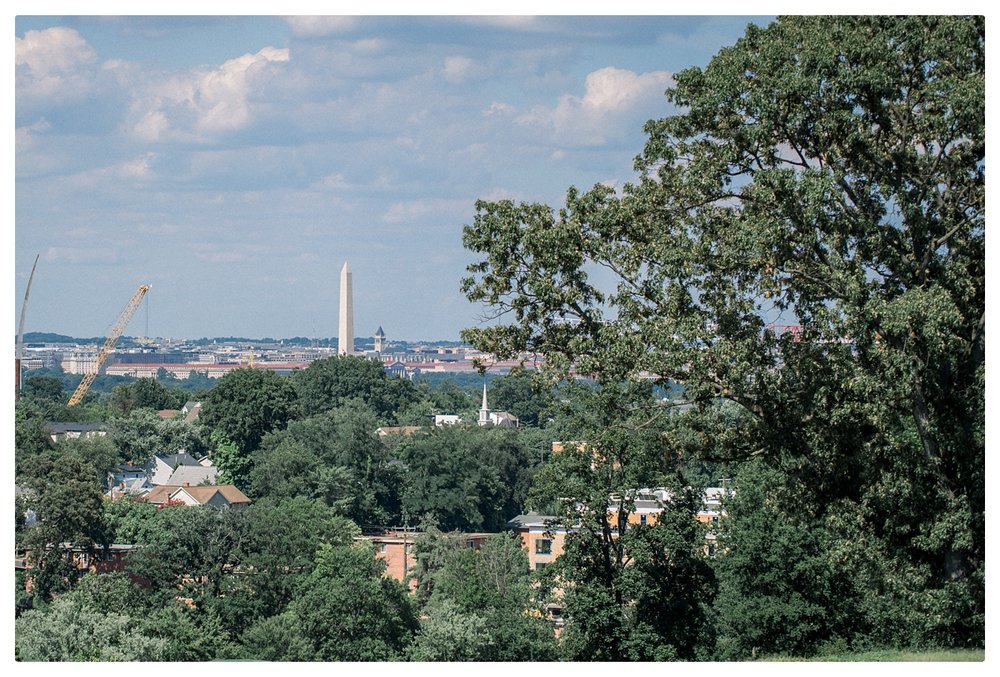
394, 424, 540, 532
109, 377, 184, 416
287, 543, 418, 661
213, 497, 359, 634
429, 532, 559, 661
488, 367, 553, 427
15, 593, 170, 661
198, 367, 299, 470
293, 355, 418, 421
462, 15, 983, 650
17, 454, 110, 602
251, 403, 402, 524
527, 383, 718, 661
108, 408, 204, 463
712, 461, 853, 659
122, 503, 240, 607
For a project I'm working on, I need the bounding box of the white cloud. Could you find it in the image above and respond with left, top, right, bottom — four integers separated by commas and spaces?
127, 46, 291, 142
135, 223, 180, 236
15, 27, 98, 100
284, 16, 359, 37
484, 102, 516, 117
15, 119, 52, 152
479, 187, 523, 202
349, 38, 385, 54
66, 154, 158, 187
458, 17, 540, 30
443, 55, 477, 84
382, 198, 468, 224
190, 243, 252, 264
315, 173, 349, 190
516, 66, 674, 146
116, 154, 157, 179
43, 246, 118, 264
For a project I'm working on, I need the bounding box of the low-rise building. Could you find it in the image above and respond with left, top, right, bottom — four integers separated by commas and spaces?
18, 543, 139, 592
358, 529, 495, 590
43, 422, 108, 444
138, 484, 250, 510
146, 451, 203, 486
507, 513, 567, 572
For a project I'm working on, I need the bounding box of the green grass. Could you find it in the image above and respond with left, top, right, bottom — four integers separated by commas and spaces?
763, 648, 984, 662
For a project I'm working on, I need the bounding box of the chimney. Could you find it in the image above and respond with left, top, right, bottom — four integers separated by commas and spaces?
183, 482, 190, 487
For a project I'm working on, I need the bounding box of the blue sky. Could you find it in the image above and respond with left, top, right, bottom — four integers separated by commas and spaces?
14, 13, 775, 342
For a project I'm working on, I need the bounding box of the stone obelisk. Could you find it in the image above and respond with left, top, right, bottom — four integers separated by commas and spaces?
338, 261, 354, 355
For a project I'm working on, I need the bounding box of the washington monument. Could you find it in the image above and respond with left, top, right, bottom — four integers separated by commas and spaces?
339, 261, 354, 355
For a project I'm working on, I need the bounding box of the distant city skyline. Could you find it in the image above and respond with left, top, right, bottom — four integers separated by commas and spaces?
14, 14, 771, 341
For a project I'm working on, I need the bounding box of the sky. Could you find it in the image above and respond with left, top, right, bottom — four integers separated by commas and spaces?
14, 12, 780, 342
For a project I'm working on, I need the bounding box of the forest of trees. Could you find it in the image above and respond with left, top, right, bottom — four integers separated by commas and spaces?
14, 16, 983, 662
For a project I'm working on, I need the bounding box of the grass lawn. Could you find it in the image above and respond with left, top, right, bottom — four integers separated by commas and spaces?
764, 648, 984, 662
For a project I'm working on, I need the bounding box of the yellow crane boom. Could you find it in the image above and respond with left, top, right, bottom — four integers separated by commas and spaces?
68, 284, 150, 406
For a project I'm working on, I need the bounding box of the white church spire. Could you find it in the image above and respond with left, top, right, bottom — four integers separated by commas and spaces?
478, 379, 490, 426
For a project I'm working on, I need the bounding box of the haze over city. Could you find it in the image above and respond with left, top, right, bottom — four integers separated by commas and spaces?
13, 12, 774, 342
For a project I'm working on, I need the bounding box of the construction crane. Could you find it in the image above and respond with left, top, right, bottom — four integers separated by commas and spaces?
15, 254, 40, 401
68, 284, 150, 406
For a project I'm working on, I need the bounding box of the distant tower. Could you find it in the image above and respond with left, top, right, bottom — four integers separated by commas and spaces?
339, 262, 354, 355
478, 380, 490, 426
374, 326, 386, 353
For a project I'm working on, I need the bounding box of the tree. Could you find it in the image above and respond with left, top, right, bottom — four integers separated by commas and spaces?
462, 16, 983, 647
108, 408, 203, 463
70, 571, 142, 616
434, 532, 534, 613
140, 604, 239, 661
15, 594, 169, 661
109, 377, 183, 416
488, 368, 553, 427
210, 430, 252, 490
216, 497, 359, 633
407, 527, 467, 604
405, 599, 494, 662
288, 543, 418, 661
22, 375, 65, 403
17, 454, 109, 602
198, 367, 298, 462
429, 378, 475, 414
395, 425, 537, 532
249, 434, 353, 512
712, 462, 842, 659
428, 533, 559, 661
293, 355, 418, 421
102, 496, 160, 544
14, 401, 54, 460
123, 504, 239, 606
523, 383, 717, 661
252, 404, 401, 524
239, 611, 315, 661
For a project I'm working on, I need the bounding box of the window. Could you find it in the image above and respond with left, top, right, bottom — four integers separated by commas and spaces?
535, 562, 548, 571
378, 543, 388, 554
535, 538, 552, 555
466, 539, 476, 549
640, 514, 647, 526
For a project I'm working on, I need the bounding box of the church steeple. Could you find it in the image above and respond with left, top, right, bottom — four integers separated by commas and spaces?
478, 380, 490, 426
